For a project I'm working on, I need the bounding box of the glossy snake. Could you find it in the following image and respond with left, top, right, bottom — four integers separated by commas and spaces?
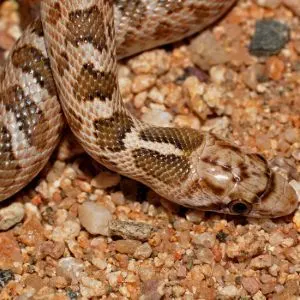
0, 0, 298, 217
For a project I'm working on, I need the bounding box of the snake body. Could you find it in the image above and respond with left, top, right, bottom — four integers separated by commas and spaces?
0, 0, 298, 217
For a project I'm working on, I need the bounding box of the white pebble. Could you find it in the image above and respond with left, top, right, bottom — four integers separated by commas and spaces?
218, 285, 240, 297
0, 202, 24, 230
57, 257, 84, 282
78, 201, 112, 235
51, 219, 81, 242
80, 276, 106, 298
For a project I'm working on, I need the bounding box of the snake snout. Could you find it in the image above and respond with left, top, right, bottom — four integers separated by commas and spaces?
255, 173, 298, 218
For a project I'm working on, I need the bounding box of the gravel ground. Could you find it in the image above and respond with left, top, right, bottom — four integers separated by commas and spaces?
0, 0, 299, 299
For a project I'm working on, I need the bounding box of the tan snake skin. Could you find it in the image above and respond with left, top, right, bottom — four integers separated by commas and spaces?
0, 0, 298, 218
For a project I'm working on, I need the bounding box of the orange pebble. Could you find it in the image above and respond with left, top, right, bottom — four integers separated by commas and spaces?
31, 195, 42, 205
266, 56, 285, 81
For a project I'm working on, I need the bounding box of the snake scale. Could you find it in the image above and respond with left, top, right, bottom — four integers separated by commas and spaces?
0, 0, 298, 218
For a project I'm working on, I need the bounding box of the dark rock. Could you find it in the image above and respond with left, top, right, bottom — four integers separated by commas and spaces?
0, 269, 14, 288
249, 19, 290, 57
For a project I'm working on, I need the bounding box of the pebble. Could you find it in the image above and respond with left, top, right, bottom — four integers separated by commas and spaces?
132, 74, 156, 93
173, 219, 191, 231
202, 116, 230, 135
0, 202, 25, 231
17, 216, 45, 246
128, 49, 171, 75
256, 0, 281, 8
196, 248, 214, 264
250, 254, 273, 269
0, 232, 23, 271
91, 172, 121, 189
49, 276, 68, 289
140, 279, 162, 299
292, 210, 300, 232
141, 108, 173, 126
241, 277, 261, 295
210, 65, 227, 84
282, 0, 300, 16
134, 242, 153, 259
173, 114, 201, 130
56, 257, 84, 282
80, 276, 105, 298
218, 285, 240, 298
113, 239, 142, 255
242, 64, 266, 90
35, 241, 65, 260
118, 77, 132, 98
284, 128, 299, 144
189, 31, 230, 70
253, 290, 267, 300
186, 210, 205, 223
249, 20, 290, 56
78, 201, 112, 235
226, 233, 266, 260
284, 247, 299, 264
148, 87, 165, 104
185, 77, 222, 119
192, 232, 216, 248
134, 91, 148, 108
91, 257, 107, 270
183, 76, 205, 99
265, 56, 285, 81
109, 220, 154, 241
269, 231, 285, 246
106, 271, 122, 288
75, 179, 91, 193
111, 191, 125, 205
203, 85, 224, 112
0, 269, 14, 288
24, 274, 45, 292
51, 219, 81, 242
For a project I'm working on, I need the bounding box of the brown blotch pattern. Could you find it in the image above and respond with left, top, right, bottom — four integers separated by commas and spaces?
212, 135, 242, 154
158, 0, 184, 14
0, 123, 19, 173
56, 51, 69, 77
139, 127, 204, 154
12, 45, 56, 96
47, 2, 62, 26
237, 162, 251, 181
115, 0, 146, 26
1, 85, 48, 151
115, 1, 147, 53
66, 5, 112, 51
152, 21, 176, 40
74, 63, 116, 102
190, 4, 213, 19
133, 148, 190, 185
247, 153, 273, 202
200, 177, 226, 196
94, 112, 134, 152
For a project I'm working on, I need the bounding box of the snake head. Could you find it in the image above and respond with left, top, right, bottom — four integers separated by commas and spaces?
224, 171, 298, 218
185, 135, 299, 218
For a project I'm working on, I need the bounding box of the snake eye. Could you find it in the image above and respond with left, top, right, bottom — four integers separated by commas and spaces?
229, 200, 251, 215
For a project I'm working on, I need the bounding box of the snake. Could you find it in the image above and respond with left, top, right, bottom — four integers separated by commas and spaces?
0, 0, 298, 218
